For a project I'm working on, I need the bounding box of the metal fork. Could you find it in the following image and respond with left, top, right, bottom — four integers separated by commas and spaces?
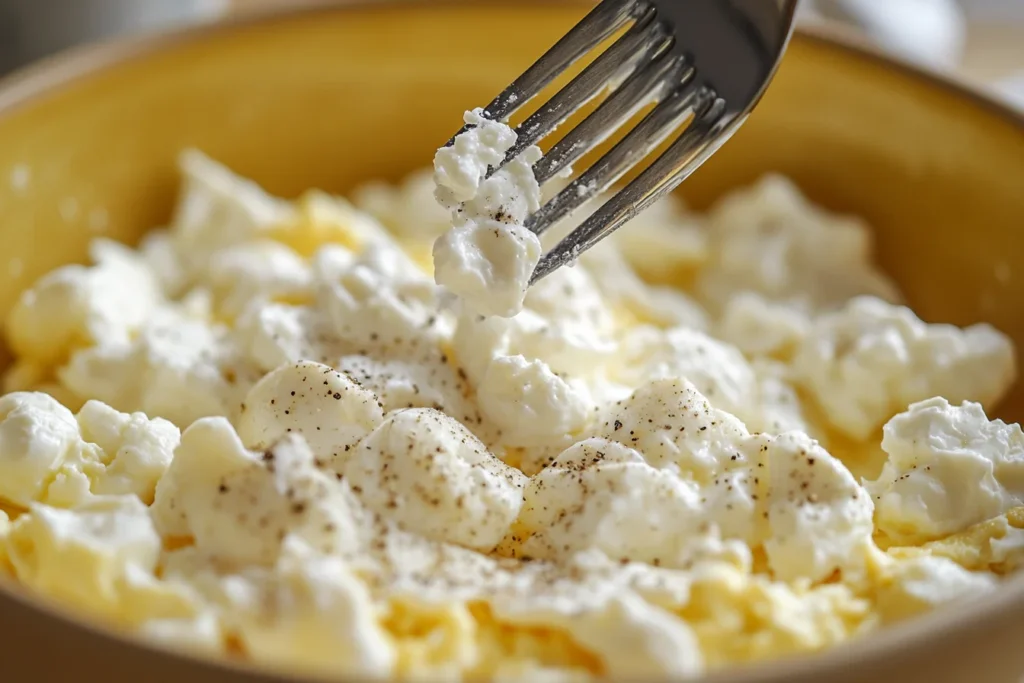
445, 0, 799, 284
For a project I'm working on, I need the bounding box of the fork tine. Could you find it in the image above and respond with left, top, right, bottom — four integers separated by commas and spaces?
527, 83, 712, 237
495, 6, 669, 170
531, 94, 727, 284
533, 51, 693, 185
442, 0, 641, 147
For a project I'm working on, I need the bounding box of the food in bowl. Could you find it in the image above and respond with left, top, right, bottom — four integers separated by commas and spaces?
0, 105, 1021, 681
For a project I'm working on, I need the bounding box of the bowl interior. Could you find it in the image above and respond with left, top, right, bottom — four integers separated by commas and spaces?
2, 2, 1024, 683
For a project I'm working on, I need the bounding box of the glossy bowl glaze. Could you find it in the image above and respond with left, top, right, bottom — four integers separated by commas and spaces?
0, 2, 1023, 682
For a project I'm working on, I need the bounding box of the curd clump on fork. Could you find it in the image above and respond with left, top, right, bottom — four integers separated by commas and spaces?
432, 108, 544, 317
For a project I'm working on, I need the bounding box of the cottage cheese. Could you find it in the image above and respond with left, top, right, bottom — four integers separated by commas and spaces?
432, 109, 544, 318
866, 397, 1024, 545
216, 537, 397, 677
7, 239, 163, 366
0, 146, 1018, 681
793, 296, 1014, 440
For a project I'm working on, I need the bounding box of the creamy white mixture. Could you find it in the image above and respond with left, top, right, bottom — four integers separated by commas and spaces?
0, 116, 1020, 681
433, 108, 544, 317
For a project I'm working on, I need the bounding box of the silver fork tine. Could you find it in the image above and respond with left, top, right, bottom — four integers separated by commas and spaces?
527, 84, 713, 237
531, 95, 727, 284
495, 5, 669, 170
440, 0, 798, 286
443, 0, 640, 147
533, 51, 693, 186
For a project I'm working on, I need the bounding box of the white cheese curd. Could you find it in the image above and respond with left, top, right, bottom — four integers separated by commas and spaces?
990, 525, 1024, 565
320, 245, 438, 342
518, 438, 744, 568
220, 538, 396, 678
71, 400, 179, 504
716, 291, 810, 358
354, 169, 451, 243
759, 432, 874, 582
596, 378, 750, 474
344, 408, 527, 551
0, 392, 178, 509
4, 495, 193, 622
59, 306, 251, 428
696, 174, 900, 315
234, 301, 342, 372
310, 242, 358, 282
171, 149, 293, 280
615, 325, 757, 423
335, 353, 479, 426
433, 110, 544, 318
747, 359, 816, 436
151, 419, 354, 567
453, 265, 619, 392
236, 360, 383, 470
433, 221, 542, 318
7, 239, 163, 366
0, 392, 85, 506
493, 592, 704, 678
793, 296, 1016, 440
137, 230, 190, 299
580, 240, 711, 331
205, 240, 312, 319
514, 378, 873, 583
317, 240, 438, 334
594, 379, 873, 582
866, 398, 1024, 545
312, 243, 474, 425
433, 108, 518, 205
3, 145, 1022, 681
476, 355, 592, 448
235, 242, 444, 376
456, 146, 542, 232
138, 612, 224, 656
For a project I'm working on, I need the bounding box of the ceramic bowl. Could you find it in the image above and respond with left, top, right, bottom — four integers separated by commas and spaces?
1, 2, 1023, 682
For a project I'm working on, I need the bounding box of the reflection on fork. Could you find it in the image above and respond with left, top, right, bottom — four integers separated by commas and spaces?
444, 0, 799, 285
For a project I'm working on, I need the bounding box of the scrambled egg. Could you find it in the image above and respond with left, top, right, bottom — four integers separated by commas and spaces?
0, 110, 1020, 681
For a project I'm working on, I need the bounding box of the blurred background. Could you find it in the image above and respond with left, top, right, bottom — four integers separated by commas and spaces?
0, 0, 1023, 107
